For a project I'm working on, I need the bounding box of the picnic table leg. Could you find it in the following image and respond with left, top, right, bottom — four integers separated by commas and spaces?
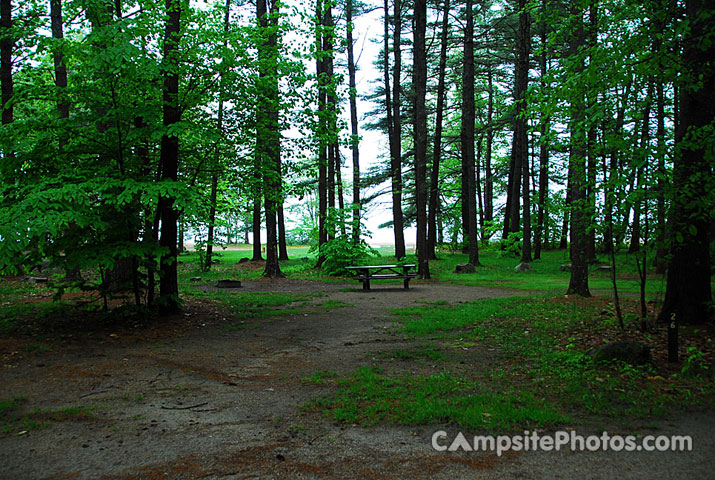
404, 278, 409, 289
403, 266, 410, 289
362, 269, 370, 290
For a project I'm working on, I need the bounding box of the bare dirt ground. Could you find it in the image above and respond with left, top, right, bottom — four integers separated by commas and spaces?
1, 279, 713, 479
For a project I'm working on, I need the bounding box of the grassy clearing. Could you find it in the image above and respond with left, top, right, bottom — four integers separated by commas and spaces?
305, 296, 714, 431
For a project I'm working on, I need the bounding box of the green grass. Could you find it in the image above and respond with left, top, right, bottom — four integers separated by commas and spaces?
306, 296, 714, 430
304, 366, 566, 430
301, 369, 339, 385
393, 297, 715, 418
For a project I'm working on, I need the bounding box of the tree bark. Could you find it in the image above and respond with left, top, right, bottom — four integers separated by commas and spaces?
50, 0, 69, 121
205, 0, 231, 270
515, 0, 532, 263
584, 1, 598, 263
413, 0, 429, 278
484, 65, 494, 230
565, 3, 590, 297
658, 0, 714, 328
427, 0, 450, 259
252, 196, 263, 260
654, 78, 667, 273
1, 0, 13, 128
390, 0, 406, 259
534, 3, 549, 260
461, 0, 480, 266
346, 0, 361, 244
158, 0, 182, 313
316, 0, 328, 265
257, 0, 283, 278
324, 3, 336, 240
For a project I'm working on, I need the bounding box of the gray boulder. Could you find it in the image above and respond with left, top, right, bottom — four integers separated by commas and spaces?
455, 263, 476, 274
514, 262, 533, 273
590, 340, 652, 365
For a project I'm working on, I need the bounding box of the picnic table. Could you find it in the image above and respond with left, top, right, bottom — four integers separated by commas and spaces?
346, 264, 417, 290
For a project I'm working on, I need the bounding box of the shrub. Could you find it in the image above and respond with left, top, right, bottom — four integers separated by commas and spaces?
318, 236, 379, 276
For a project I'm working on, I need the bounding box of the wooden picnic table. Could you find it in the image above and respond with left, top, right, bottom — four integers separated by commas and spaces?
346, 264, 417, 290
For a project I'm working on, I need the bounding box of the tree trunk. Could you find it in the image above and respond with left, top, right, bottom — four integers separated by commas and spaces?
252, 197, 263, 260
503, 152, 520, 239
205, 0, 231, 270
476, 136, 484, 234
559, 186, 569, 250
534, 5, 549, 260
413, 0, 429, 278
346, 0, 361, 244
324, 3, 337, 240
316, 0, 328, 265
565, 3, 590, 297
658, 0, 714, 329
390, 0, 406, 259
427, 0, 450, 259
257, 0, 283, 278
335, 145, 346, 237
50, 0, 69, 121
278, 205, 289, 261
515, 0, 532, 263
654, 78, 667, 273
584, 1, 598, 263
461, 0, 480, 266
205, 174, 219, 269
485, 66, 494, 230
1, 0, 13, 128
158, 0, 182, 314
51, 0, 83, 282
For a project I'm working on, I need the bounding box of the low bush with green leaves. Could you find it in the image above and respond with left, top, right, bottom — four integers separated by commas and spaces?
313, 236, 380, 276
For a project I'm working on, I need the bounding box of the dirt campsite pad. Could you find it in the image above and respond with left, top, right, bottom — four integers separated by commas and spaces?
1, 280, 714, 479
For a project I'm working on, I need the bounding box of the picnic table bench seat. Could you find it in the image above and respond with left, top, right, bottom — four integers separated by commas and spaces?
346, 264, 417, 290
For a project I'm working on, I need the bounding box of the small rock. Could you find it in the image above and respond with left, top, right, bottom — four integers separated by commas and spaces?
514, 263, 533, 273
455, 263, 475, 274
301, 257, 310, 262
596, 265, 612, 271
238, 257, 250, 264
189, 277, 202, 282
25, 276, 49, 284
590, 340, 652, 365
560, 264, 572, 272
